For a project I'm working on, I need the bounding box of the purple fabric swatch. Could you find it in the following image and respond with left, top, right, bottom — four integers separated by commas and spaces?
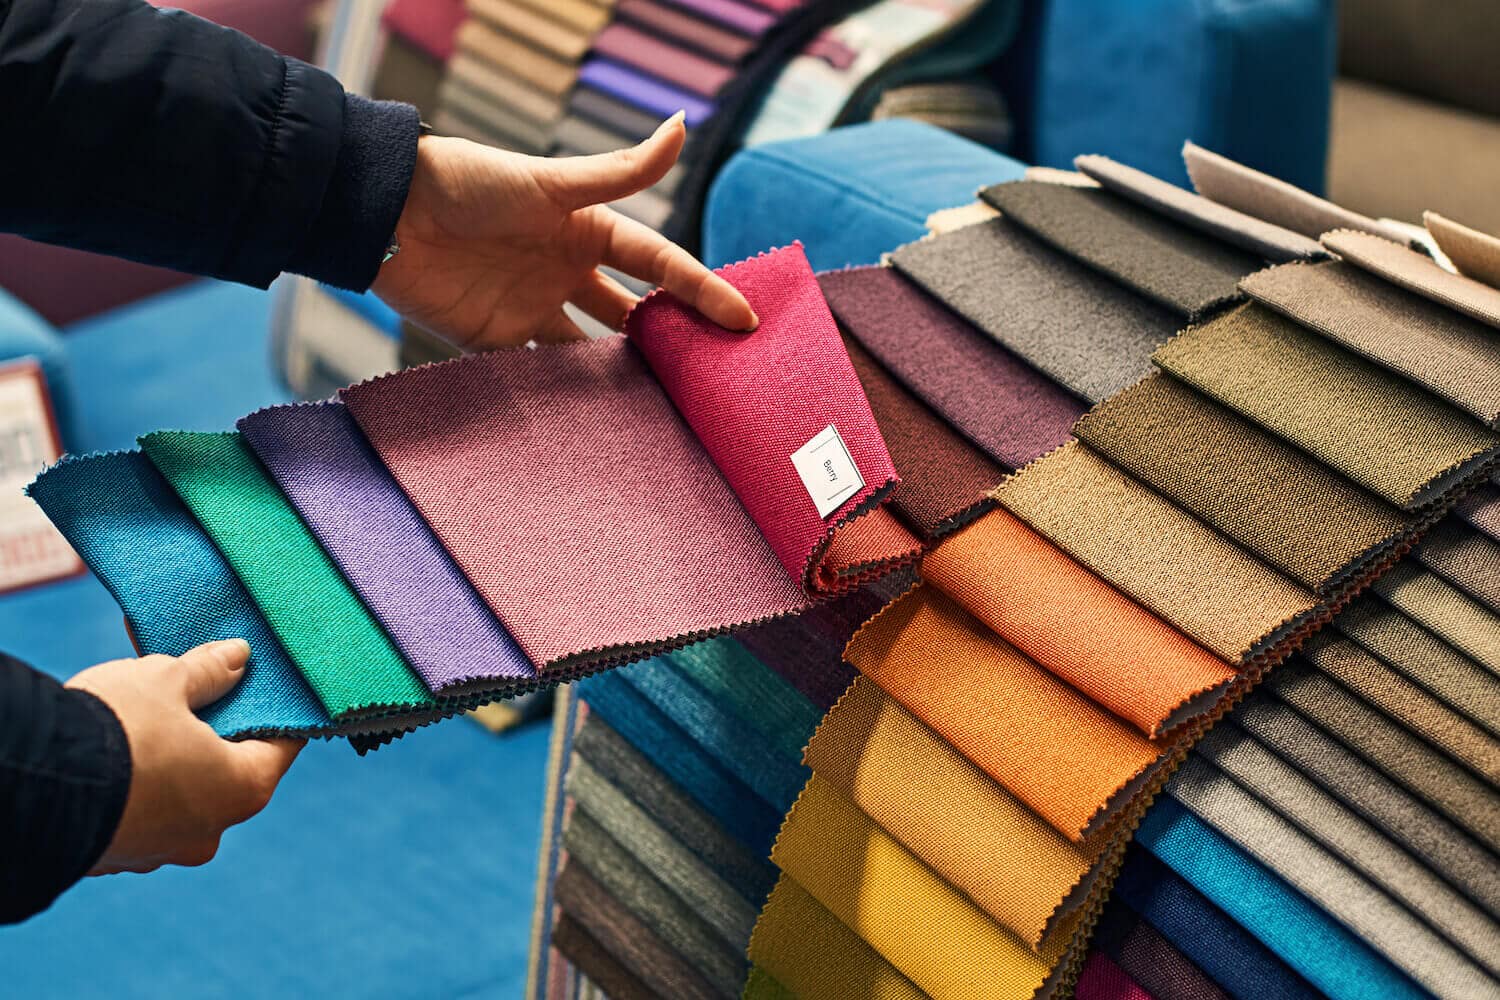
663, 0, 777, 35
578, 58, 715, 126
237, 401, 535, 692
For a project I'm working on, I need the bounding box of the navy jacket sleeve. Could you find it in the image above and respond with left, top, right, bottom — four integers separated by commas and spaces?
0, 0, 421, 291
1, 653, 132, 924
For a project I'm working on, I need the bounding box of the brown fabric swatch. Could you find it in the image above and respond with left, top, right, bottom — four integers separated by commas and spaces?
980, 180, 1263, 318
843, 333, 1003, 541
995, 441, 1320, 664
453, 20, 577, 97
1417, 518, 1500, 614
1371, 562, 1500, 671
1154, 302, 1500, 510
466, 0, 593, 62
1457, 483, 1500, 544
1074, 372, 1411, 593
551, 914, 656, 1000
1426, 212, 1500, 289
446, 53, 564, 127
1323, 228, 1500, 332
1242, 259, 1500, 427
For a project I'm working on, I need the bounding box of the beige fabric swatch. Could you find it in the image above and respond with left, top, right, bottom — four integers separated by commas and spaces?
467, 0, 593, 62
1426, 212, 1500, 290
1371, 562, 1500, 672
454, 20, 579, 98
926, 202, 1000, 235
1418, 518, 1500, 614
1323, 228, 1500, 332
447, 53, 565, 128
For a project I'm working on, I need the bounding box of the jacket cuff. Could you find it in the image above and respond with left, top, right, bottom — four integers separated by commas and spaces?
286, 93, 422, 292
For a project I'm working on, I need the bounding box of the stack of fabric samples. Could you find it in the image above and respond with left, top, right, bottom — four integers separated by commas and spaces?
525, 143, 1500, 999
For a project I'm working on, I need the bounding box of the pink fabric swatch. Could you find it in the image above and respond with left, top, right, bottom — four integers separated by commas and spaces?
381, 0, 466, 62
593, 23, 736, 98
1075, 952, 1157, 1000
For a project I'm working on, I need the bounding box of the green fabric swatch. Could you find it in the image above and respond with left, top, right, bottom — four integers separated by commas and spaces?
140, 431, 434, 717
666, 638, 823, 763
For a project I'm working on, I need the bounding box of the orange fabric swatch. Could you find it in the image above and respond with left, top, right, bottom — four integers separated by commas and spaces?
924, 508, 1237, 737
844, 585, 1168, 840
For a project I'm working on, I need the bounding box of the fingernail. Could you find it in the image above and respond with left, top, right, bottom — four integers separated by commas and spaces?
658, 110, 686, 132
742, 312, 760, 333
216, 638, 250, 667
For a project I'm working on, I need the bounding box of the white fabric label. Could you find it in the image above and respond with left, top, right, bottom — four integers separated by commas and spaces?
791, 424, 865, 519
0, 360, 83, 593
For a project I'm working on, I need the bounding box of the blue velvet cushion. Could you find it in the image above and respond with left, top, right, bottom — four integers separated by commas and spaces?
0, 287, 78, 448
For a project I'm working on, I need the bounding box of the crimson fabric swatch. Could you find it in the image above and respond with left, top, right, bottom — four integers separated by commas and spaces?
819, 265, 1084, 468
1073, 953, 1153, 1000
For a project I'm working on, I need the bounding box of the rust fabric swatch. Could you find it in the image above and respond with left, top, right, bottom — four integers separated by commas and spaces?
922, 508, 1236, 737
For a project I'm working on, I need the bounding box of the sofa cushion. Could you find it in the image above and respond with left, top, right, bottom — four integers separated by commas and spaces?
1340, 0, 1500, 119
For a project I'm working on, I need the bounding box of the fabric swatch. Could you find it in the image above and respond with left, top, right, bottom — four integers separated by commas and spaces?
452, 21, 577, 96
747, 875, 929, 1000
550, 914, 655, 1000
26, 452, 331, 738
996, 442, 1319, 664
742, 967, 797, 1000
1426, 211, 1500, 289
1073, 953, 1151, 1000
615, 0, 757, 64
980, 180, 1262, 318
665, 0, 776, 35
578, 58, 714, 126
1242, 260, 1500, 426
888, 218, 1176, 403
664, 637, 822, 765
1091, 898, 1237, 1000
735, 609, 858, 712
1075, 373, 1410, 593
772, 775, 1066, 999
445, 54, 565, 129
805, 678, 1105, 948
819, 265, 1084, 467
1370, 562, 1500, 670
844, 584, 1167, 840
923, 507, 1236, 737
467, 0, 594, 62
1154, 302, 1500, 509
1457, 483, 1500, 543
238, 401, 533, 694
592, 23, 735, 98
1074, 154, 1324, 262
568, 85, 669, 143
1417, 518, 1500, 614
139, 431, 435, 718
1323, 228, 1500, 332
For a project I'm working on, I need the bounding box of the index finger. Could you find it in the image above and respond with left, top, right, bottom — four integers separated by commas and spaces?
602, 212, 758, 332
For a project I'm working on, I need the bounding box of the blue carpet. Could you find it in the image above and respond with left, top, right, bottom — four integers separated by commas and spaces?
1, 280, 546, 997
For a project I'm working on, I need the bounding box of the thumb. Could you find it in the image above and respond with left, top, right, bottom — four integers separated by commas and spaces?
176, 638, 251, 710
225, 738, 306, 818
545, 112, 685, 211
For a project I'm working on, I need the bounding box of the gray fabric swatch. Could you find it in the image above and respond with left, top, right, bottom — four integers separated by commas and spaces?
1194, 726, 1500, 976
1074, 153, 1325, 262
887, 218, 1175, 403
1232, 696, 1500, 919
980, 179, 1263, 318
1166, 756, 1500, 999
1371, 562, 1500, 671
1418, 518, 1500, 614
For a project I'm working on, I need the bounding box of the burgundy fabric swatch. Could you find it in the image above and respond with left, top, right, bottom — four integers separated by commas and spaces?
1075, 952, 1156, 1000
819, 266, 1085, 469
592, 23, 736, 98
616, 0, 758, 64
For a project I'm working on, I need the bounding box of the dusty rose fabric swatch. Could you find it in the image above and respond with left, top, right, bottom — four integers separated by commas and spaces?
1323, 228, 1500, 331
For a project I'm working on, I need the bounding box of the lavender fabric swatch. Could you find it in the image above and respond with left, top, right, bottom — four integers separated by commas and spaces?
238, 401, 534, 693
578, 59, 714, 126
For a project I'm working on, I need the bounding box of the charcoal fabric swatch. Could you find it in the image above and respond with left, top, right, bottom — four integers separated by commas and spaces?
572, 713, 778, 905
1073, 154, 1324, 262
665, 638, 822, 766
1426, 211, 1500, 289
980, 180, 1263, 318
1370, 562, 1500, 670
140, 431, 435, 718
238, 401, 533, 694
888, 218, 1176, 402
1324, 228, 1500, 331
1109, 847, 1320, 1000
996, 442, 1319, 663
1418, 518, 1500, 613
1091, 901, 1235, 1000
1232, 696, 1500, 918
1154, 303, 1500, 509
1137, 796, 1429, 1000
550, 914, 655, 1000
1242, 260, 1500, 426
1074, 373, 1410, 593
26, 452, 331, 738
1167, 756, 1498, 999
819, 265, 1084, 466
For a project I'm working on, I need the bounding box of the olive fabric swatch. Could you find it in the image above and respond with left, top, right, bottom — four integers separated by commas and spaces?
888, 218, 1177, 403
1154, 302, 1500, 509
1075, 373, 1411, 593
1091, 901, 1236, 1000
1324, 228, 1500, 331
139, 431, 435, 718
1073, 153, 1324, 262
1370, 562, 1500, 670
980, 180, 1262, 318
996, 441, 1319, 663
1426, 211, 1500, 289
742, 967, 797, 1000
550, 914, 655, 1000
1231, 694, 1500, 917
819, 265, 1084, 466
1417, 518, 1500, 613
747, 875, 930, 1000
1242, 260, 1500, 426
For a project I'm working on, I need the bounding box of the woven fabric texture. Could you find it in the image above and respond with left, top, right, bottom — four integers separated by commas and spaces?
1417, 518, 1500, 614
238, 400, 533, 693
979, 180, 1262, 318
27, 452, 330, 737
625, 243, 916, 593
1073, 953, 1151, 1000
742, 967, 797, 1000
1073, 154, 1323, 262
550, 915, 654, 1000
1324, 228, 1500, 331
735, 608, 858, 712
1074, 373, 1410, 593
140, 431, 434, 718
592, 23, 734, 98
844, 585, 1166, 840
888, 218, 1176, 403
1154, 302, 1500, 509
805, 678, 1105, 948
747, 875, 929, 1000
996, 442, 1318, 663
772, 775, 1065, 1000
1457, 483, 1500, 542
1370, 562, 1500, 670
819, 265, 1084, 466
1091, 898, 1236, 1000
665, 637, 822, 766
1426, 211, 1500, 289
923, 507, 1235, 737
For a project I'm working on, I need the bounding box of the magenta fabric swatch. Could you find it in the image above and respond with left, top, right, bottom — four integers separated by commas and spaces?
1076, 953, 1157, 1000
592, 23, 736, 98
626, 243, 917, 593
819, 266, 1085, 469
662, 0, 777, 35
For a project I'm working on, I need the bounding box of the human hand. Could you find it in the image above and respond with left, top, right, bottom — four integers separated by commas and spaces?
371, 113, 758, 350
65, 639, 304, 875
